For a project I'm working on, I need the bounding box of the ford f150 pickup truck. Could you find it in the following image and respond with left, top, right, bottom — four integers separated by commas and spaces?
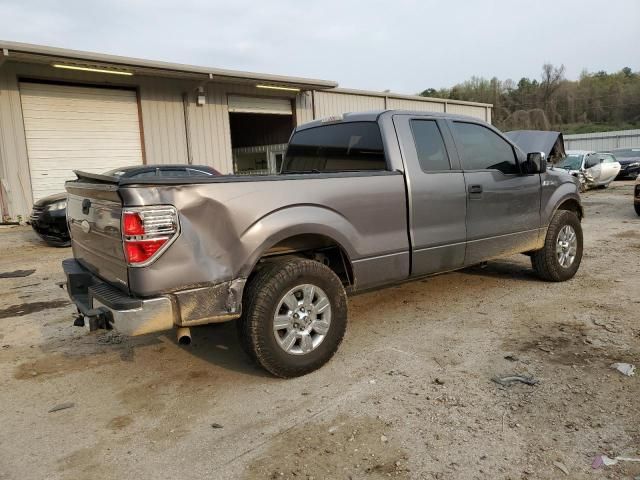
62, 110, 584, 377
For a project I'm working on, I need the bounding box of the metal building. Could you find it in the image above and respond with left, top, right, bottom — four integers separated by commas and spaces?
564, 129, 640, 151
0, 41, 492, 220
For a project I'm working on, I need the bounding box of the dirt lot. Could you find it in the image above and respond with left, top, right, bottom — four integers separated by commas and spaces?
0, 181, 638, 480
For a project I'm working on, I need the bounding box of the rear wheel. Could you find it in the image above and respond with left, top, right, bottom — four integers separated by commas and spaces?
634, 203, 640, 216
531, 210, 583, 282
237, 258, 347, 378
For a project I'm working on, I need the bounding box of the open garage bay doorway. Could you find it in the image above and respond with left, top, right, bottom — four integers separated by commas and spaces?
228, 95, 294, 175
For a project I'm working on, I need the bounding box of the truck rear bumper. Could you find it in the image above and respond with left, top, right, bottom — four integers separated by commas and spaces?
62, 259, 175, 336
62, 259, 244, 336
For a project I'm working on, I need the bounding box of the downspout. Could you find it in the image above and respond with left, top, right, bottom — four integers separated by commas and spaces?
182, 92, 193, 165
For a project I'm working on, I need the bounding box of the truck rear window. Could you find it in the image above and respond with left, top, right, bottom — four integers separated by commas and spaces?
282, 122, 386, 173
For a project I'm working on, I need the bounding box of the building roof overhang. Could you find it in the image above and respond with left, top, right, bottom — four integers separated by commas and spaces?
0, 40, 338, 90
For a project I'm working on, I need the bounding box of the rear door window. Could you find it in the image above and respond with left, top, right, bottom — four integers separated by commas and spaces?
452, 122, 518, 174
128, 170, 158, 179
187, 168, 214, 176
283, 122, 386, 173
410, 120, 451, 171
159, 169, 189, 177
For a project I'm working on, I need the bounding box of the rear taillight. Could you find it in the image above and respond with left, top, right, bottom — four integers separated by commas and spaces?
122, 207, 179, 266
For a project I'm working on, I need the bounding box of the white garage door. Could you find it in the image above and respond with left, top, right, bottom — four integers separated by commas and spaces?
20, 82, 144, 201
228, 95, 293, 115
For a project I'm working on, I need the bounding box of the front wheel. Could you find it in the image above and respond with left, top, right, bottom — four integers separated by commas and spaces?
531, 210, 583, 282
634, 203, 640, 216
237, 258, 347, 378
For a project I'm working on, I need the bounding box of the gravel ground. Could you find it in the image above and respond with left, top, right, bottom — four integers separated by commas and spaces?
0, 181, 638, 480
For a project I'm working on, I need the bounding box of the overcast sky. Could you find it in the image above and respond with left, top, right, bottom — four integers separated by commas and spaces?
1, 0, 638, 94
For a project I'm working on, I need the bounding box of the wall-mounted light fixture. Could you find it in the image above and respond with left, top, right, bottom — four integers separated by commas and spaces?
256, 84, 300, 92
52, 64, 133, 76
196, 86, 206, 106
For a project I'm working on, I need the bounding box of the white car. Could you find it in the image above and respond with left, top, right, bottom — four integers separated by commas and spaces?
557, 150, 621, 189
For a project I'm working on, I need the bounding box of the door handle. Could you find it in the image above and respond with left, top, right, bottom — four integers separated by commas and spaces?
468, 185, 483, 194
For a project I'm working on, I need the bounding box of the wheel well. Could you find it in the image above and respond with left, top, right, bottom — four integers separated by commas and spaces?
258, 234, 354, 286
557, 199, 583, 221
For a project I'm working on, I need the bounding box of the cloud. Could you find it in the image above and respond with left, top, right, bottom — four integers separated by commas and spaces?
1, 0, 638, 94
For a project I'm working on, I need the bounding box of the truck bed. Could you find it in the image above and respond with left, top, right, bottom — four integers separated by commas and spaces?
66, 170, 410, 297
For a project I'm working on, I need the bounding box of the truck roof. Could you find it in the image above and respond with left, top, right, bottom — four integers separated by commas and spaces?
296, 109, 487, 131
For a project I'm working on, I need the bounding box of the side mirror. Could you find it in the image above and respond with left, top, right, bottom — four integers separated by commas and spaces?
523, 152, 547, 174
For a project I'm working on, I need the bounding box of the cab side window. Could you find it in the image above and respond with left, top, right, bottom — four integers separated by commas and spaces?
452, 122, 518, 174
283, 122, 386, 172
410, 120, 451, 172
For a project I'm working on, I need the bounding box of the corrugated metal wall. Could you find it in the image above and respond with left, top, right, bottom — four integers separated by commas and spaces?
0, 93, 7, 218
314, 89, 491, 122
564, 129, 640, 151
139, 78, 188, 164
0, 64, 33, 221
387, 97, 445, 112
0, 59, 492, 219
444, 102, 488, 120
314, 91, 385, 117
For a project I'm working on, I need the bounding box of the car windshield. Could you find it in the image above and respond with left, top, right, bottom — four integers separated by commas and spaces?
613, 149, 640, 158
556, 154, 583, 170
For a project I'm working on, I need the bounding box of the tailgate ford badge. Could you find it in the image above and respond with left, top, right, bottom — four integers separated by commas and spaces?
80, 220, 91, 234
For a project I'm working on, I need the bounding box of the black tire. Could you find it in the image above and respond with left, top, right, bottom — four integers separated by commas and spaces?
531, 210, 583, 282
237, 258, 347, 378
635, 203, 640, 216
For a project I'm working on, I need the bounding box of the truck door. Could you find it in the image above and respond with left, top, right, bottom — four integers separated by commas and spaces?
393, 115, 467, 276
447, 120, 542, 265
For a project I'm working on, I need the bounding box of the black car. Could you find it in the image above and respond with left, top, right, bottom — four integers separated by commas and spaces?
609, 148, 640, 179
30, 164, 220, 247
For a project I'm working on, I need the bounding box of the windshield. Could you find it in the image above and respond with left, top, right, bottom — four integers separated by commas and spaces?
556, 154, 583, 170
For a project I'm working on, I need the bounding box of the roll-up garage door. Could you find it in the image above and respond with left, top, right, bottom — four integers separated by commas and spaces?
19, 82, 144, 201
228, 95, 293, 115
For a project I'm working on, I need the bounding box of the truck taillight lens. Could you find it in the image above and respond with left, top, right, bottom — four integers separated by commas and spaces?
123, 212, 145, 236
122, 207, 179, 266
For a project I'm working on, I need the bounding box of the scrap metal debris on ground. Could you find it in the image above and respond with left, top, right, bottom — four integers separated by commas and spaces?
491, 375, 539, 387
48, 402, 75, 413
592, 454, 640, 469
0, 269, 35, 278
610, 362, 636, 376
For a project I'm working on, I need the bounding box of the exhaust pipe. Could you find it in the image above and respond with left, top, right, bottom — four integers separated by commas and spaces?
176, 327, 191, 345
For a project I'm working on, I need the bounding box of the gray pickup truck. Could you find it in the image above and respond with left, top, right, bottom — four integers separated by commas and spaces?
63, 110, 583, 377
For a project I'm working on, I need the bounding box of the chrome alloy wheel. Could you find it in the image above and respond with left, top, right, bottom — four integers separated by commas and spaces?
556, 225, 577, 268
273, 284, 332, 355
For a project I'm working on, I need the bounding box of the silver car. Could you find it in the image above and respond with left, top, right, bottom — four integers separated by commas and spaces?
557, 150, 621, 189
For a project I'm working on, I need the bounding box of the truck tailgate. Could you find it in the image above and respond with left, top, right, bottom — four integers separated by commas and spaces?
66, 175, 129, 290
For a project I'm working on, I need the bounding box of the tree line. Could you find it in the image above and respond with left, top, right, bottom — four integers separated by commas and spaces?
420, 65, 640, 134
